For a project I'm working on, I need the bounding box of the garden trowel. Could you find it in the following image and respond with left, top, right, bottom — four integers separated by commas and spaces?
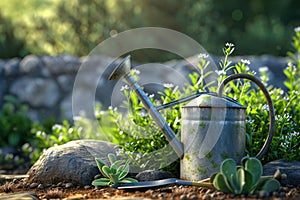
115, 178, 213, 190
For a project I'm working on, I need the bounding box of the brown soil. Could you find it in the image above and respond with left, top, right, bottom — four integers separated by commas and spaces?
1, 180, 300, 200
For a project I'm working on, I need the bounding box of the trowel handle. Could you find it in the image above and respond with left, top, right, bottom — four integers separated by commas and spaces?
217, 73, 275, 160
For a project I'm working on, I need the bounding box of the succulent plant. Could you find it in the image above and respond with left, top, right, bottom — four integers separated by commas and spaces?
210, 157, 280, 194
92, 153, 138, 187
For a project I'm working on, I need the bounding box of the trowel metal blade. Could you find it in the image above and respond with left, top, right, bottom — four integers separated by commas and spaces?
116, 178, 197, 189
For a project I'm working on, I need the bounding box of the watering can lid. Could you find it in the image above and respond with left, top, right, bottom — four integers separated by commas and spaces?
182, 94, 246, 109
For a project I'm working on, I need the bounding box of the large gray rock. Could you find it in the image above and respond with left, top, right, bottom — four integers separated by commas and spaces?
57, 74, 74, 92
25, 140, 120, 186
42, 54, 81, 75
263, 159, 300, 187
3, 58, 20, 76
19, 55, 49, 77
10, 77, 60, 108
59, 94, 72, 121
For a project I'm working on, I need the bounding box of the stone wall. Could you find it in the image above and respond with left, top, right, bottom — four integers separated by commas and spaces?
0, 54, 288, 122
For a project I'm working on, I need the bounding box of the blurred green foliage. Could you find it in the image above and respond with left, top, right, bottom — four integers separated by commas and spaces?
0, 96, 33, 147
0, 0, 299, 60
0, 12, 28, 58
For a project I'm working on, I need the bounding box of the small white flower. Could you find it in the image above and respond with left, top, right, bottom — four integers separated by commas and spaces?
287, 62, 297, 71
95, 110, 105, 116
120, 84, 129, 91
132, 69, 140, 75
259, 66, 269, 72
36, 131, 47, 137
294, 26, 300, 32
241, 59, 251, 65
148, 94, 155, 98
225, 42, 235, 47
163, 83, 174, 88
135, 153, 142, 160
291, 132, 300, 137
139, 109, 147, 117
251, 71, 257, 75
215, 69, 226, 76
52, 124, 63, 130
198, 53, 209, 59
283, 113, 292, 119
262, 104, 269, 111
280, 90, 284, 95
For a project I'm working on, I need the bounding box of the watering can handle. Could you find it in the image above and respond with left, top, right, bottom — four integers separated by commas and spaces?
217, 73, 275, 159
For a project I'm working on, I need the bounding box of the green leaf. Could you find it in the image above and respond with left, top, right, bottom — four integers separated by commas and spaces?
241, 157, 249, 167
220, 159, 238, 190
244, 157, 262, 184
102, 165, 112, 179
117, 163, 129, 180
95, 158, 107, 177
210, 172, 218, 183
108, 153, 117, 165
237, 167, 245, 194
221, 159, 237, 180
110, 160, 125, 172
251, 178, 280, 194
260, 178, 280, 192
212, 173, 233, 193
119, 177, 138, 183
230, 173, 241, 194
243, 169, 253, 194
92, 178, 111, 186
109, 173, 119, 184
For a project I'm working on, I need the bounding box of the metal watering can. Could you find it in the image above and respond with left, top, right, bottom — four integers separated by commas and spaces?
109, 55, 275, 181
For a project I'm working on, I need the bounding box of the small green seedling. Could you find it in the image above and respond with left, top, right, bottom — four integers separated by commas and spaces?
210, 157, 280, 194
92, 153, 138, 187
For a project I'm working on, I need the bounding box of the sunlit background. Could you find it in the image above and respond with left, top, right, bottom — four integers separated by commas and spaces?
0, 0, 299, 61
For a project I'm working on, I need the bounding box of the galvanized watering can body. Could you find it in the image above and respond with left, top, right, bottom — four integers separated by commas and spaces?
180, 94, 246, 180
109, 55, 275, 181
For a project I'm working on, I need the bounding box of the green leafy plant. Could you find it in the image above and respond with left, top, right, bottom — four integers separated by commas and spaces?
92, 153, 138, 187
210, 157, 280, 194
0, 95, 33, 147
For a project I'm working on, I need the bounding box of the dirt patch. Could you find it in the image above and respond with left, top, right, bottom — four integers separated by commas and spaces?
1, 179, 300, 200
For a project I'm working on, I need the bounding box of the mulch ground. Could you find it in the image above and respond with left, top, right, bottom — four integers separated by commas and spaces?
1, 165, 300, 199
1, 179, 300, 200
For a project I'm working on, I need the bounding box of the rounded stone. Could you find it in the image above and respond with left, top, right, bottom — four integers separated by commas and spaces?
263, 159, 300, 187
42, 54, 81, 75
37, 184, 44, 189
25, 140, 121, 186
179, 194, 188, 200
84, 185, 91, 189
29, 182, 38, 189
10, 77, 60, 108
65, 182, 73, 188
19, 55, 43, 76
3, 58, 20, 76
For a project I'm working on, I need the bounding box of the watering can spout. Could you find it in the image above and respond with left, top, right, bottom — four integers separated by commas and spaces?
109, 55, 184, 158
